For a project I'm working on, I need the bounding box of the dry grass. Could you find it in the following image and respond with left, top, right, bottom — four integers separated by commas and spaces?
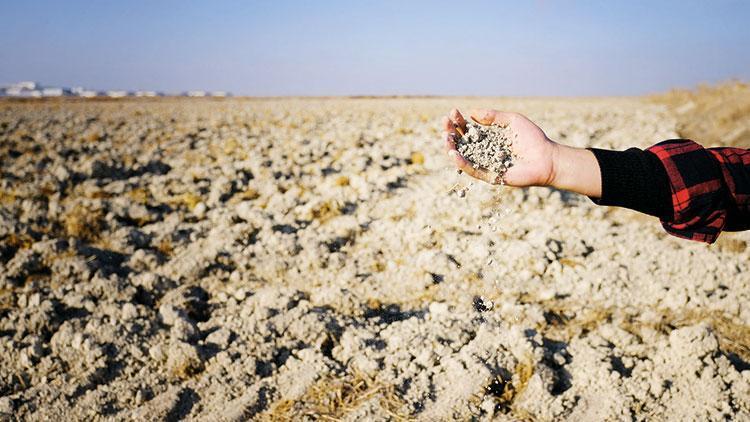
504, 356, 536, 420
156, 237, 174, 257
334, 175, 350, 187
228, 187, 260, 204
534, 296, 750, 363
4, 233, 35, 250
312, 200, 342, 223
0, 189, 20, 206
409, 151, 425, 165
179, 192, 202, 211
264, 369, 412, 421
645, 309, 750, 362
127, 187, 151, 204
82, 128, 103, 143
62, 204, 105, 242
651, 81, 750, 148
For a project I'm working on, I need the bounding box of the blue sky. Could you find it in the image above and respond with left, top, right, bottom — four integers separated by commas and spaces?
1, 1, 748, 96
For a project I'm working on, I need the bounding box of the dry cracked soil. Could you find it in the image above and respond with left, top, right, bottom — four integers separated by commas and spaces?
1, 97, 749, 421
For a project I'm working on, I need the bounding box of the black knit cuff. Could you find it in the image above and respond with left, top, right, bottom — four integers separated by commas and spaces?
587, 147, 672, 218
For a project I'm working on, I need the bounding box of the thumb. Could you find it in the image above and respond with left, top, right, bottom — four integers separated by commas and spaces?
468, 109, 514, 127
468, 109, 495, 125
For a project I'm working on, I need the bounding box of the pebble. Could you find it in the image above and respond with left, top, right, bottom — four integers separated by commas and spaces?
166, 342, 203, 378
206, 328, 233, 349
428, 302, 449, 315
159, 304, 181, 326
170, 317, 199, 342
193, 202, 207, 218
473, 296, 493, 313
122, 303, 139, 320
233, 288, 247, 301
0, 397, 13, 414
149, 344, 166, 362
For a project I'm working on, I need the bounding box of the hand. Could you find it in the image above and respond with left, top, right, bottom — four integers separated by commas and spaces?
442, 108, 556, 187
442, 108, 602, 197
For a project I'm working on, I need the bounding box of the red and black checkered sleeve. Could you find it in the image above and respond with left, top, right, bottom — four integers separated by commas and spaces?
646, 140, 731, 242
589, 139, 750, 243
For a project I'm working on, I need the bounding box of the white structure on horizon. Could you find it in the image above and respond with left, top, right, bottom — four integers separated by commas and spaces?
15, 81, 38, 90
1, 81, 230, 98
71, 86, 101, 97
105, 90, 129, 98
80, 90, 99, 98
4, 81, 42, 97
135, 90, 161, 97
41, 87, 70, 97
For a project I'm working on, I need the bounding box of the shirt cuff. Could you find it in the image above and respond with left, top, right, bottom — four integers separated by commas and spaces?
587, 147, 672, 218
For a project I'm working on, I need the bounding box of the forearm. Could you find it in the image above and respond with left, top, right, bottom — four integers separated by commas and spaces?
549, 144, 602, 198
548, 142, 673, 219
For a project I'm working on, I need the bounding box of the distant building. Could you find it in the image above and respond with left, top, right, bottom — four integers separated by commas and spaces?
106, 90, 129, 98
41, 87, 71, 97
15, 81, 38, 90
79, 90, 100, 98
135, 90, 161, 97
2, 81, 229, 99
5, 85, 42, 97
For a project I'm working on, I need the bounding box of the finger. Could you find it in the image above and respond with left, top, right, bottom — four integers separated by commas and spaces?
444, 132, 456, 150
447, 148, 500, 185
449, 109, 467, 132
441, 116, 457, 136
448, 108, 466, 129
468, 109, 514, 127
463, 163, 501, 185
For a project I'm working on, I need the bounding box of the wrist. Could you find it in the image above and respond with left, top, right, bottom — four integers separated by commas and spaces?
549, 143, 602, 198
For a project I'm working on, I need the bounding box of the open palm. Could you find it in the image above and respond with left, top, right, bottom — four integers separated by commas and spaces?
442, 109, 558, 187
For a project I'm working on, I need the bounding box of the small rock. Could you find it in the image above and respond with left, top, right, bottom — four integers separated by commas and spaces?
131, 386, 184, 420
122, 303, 139, 320
27, 337, 44, 359
167, 341, 204, 378
134, 389, 146, 405
0, 396, 14, 415
19, 352, 34, 368
233, 288, 247, 301
149, 344, 166, 362
429, 302, 449, 315
170, 317, 199, 342
53, 165, 70, 182
159, 303, 181, 326
236, 201, 260, 222
473, 296, 493, 313
71, 332, 84, 350
206, 328, 233, 349
553, 352, 567, 366
193, 202, 207, 218
480, 398, 496, 416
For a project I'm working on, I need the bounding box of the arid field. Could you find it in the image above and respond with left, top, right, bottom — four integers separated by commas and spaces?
1, 93, 749, 420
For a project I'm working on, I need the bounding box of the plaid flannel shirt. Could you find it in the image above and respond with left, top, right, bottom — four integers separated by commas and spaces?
590, 139, 750, 244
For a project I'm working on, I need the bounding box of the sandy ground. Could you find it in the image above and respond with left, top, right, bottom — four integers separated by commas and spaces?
1, 97, 749, 421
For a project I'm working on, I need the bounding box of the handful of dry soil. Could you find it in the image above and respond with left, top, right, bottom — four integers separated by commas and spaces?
456, 121, 514, 181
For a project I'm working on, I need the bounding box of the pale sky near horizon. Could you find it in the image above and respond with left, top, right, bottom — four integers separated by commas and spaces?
1, 1, 748, 96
